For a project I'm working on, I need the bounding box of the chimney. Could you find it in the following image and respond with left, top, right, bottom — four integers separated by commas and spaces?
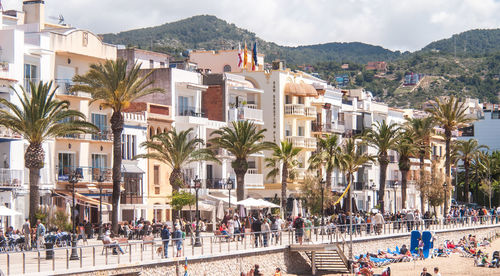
23, 1, 45, 30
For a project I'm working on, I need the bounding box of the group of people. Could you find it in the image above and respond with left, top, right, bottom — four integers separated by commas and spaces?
0, 219, 46, 251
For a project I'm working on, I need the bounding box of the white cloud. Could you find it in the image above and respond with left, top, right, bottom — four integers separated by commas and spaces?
3, 0, 500, 51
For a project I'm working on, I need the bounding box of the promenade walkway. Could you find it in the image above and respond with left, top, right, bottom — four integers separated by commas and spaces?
1, 217, 499, 275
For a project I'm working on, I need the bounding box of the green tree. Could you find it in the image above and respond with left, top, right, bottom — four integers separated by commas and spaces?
362, 120, 400, 213
309, 134, 341, 194
337, 138, 373, 212
72, 58, 164, 233
209, 121, 274, 201
136, 128, 218, 191
0, 81, 97, 225
170, 191, 196, 218
456, 139, 488, 203
405, 117, 435, 213
426, 96, 474, 215
265, 140, 302, 211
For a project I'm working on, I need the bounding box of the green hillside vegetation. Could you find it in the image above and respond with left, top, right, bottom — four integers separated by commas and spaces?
101, 15, 402, 64
422, 29, 500, 56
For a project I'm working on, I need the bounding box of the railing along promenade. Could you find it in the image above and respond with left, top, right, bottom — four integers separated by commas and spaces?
1, 215, 499, 275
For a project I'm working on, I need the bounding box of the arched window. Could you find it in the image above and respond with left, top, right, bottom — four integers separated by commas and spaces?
157, 127, 161, 135
149, 127, 154, 138
223, 65, 231, 72
164, 128, 168, 133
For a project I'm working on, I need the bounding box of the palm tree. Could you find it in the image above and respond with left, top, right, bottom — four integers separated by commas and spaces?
0, 81, 97, 225
362, 120, 400, 213
136, 128, 219, 191
456, 139, 488, 203
72, 58, 164, 233
427, 96, 474, 215
405, 117, 435, 213
209, 121, 274, 201
395, 133, 418, 209
309, 134, 341, 192
337, 138, 373, 212
265, 140, 302, 211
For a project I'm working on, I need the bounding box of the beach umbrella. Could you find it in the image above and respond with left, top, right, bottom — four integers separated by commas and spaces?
291, 199, 298, 218
216, 200, 224, 220
65, 202, 71, 223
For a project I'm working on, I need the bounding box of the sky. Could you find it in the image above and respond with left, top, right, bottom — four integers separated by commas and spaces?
4, 0, 500, 51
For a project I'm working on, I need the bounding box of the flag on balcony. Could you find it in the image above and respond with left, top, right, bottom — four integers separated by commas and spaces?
237, 43, 242, 68
252, 42, 258, 71
243, 42, 248, 68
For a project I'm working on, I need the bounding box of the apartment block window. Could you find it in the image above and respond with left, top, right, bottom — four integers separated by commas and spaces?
154, 165, 160, 185
298, 126, 305, 136
58, 153, 75, 178
155, 187, 160, 194
149, 59, 154, 68
160, 62, 165, 68
285, 95, 291, 104
91, 113, 108, 140
121, 134, 137, 160
24, 64, 38, 91
92, 154, 107, 173
178, 96, 189, 115
298, 97, 304, 104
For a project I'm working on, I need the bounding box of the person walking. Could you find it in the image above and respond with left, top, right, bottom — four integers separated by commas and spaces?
173, 226, 183, 257
373, 211, 384, 235
251, 217, 262, 247
261, 218, 270, 247
160, 224, 170, 258
293, 214, 304, 245
22, 218, 31, 250
36, 219, 45, 249
406, 210, 414, 232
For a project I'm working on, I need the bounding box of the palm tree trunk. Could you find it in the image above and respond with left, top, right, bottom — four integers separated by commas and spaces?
110, 111, 124, 234
419, 152, 425, 213
29, 168, 41, 226
326, 169, 332, 192
233, 158, 248, 202
281, 163, 288, 214
444, 131, 451, 217
464, 161, 470, 203
401, 169, 408, 209
378, 157, 388, 214
169, 168, 183, 191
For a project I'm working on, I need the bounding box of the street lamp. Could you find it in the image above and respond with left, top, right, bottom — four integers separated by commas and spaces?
393, 181, 399, 213
443, 181, 447, 220
370, 182, 377, 210
193, 176, 202, 247
97, 174, 105, 240
69, 172, 79, 260
227, 178, 234, 211
320, 178, 325, 227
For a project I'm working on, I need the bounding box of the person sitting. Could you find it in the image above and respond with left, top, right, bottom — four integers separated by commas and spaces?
399, 244, 408, 255
489, 251, 500, 268
475, 252, 489, 267
102, 231, 125, 255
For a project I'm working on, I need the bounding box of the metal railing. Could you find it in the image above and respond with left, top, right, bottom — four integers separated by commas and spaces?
55, 166, 112, 183
0, 169, 23, 188
0, 216, 500, 275
177, 106, 207, 118
0, 216, 499, 275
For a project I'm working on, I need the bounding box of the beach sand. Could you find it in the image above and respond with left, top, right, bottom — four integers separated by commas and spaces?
289, 236, 500, 276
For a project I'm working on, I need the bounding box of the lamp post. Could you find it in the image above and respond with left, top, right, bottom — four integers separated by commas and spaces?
193, 176, 202, 247
370, 182, 377, 210
443, 181, 447, 220
393, 181, 399, 213
320, 178, 325, 227
97, 174, 105, 240
69, 173, 79, 260
227, 178, 234, 211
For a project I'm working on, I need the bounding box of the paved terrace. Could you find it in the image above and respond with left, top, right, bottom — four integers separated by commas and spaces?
1, 217, 500, 275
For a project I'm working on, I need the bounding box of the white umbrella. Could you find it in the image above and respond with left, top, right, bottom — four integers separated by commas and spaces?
298, 200, 303, 216
0, 206, 21, 216
65, 202, 71, 223
239, 204, 246, 218
236, 198, 262, 208
216, 200, 224, 220
256, 199, 280, 208
292, 199, 298, 218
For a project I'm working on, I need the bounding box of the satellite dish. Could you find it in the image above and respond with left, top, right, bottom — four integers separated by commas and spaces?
49, 14, 65, 25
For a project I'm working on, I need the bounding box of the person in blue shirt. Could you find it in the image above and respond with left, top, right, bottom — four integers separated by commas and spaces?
160, 224, 171, 258
173, 226, 183, 257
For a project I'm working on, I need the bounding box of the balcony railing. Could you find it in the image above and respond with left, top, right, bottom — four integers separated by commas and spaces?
228, 106, 263, 123
56, 166, 112, 183
0, 169, 23, 188
286, 136, 317, 149
59, 129, 113, 141
353, 181, 364, 191
304, 107, 316, 118
177, 106, 207, 118
54, 79, 90, 97
285, 104, 305, 116
245, 172, 264, 189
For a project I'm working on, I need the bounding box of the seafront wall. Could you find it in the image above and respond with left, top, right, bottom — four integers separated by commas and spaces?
56, 225, 500, 276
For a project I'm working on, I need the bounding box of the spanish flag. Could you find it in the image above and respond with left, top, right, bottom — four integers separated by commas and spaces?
243, 42, 248, 69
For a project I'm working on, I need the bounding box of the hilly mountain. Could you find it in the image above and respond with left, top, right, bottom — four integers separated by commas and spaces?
101, 15, 403, 64
421, 29, 500, 56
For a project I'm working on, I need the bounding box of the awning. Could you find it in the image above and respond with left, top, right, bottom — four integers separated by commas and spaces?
182, 201, 215, 212
121, 163, 144, 174
55, 190, 111, 207
284, 82, 318, 97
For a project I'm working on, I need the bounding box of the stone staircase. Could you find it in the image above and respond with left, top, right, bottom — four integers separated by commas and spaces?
305, 250, 350, 273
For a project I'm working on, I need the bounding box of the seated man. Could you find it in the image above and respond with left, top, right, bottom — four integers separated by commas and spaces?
103, 232, 125, 254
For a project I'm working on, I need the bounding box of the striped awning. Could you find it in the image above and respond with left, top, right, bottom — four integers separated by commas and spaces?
284, 82, 318, 97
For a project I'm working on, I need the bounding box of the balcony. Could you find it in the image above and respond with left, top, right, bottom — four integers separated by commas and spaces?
0, 169, 23, 188
56, 166, 112, 184
54, 79, 90, 98
59, 128, 113, 142
285, 104, 305, 117
0, 126, 22, 140
228, 106, 263, 123
353, 181, 365, 191
245, 169, 264, 189
286, 136, 317, 150
177, 106, 207, 118
304, 107, 316, 119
